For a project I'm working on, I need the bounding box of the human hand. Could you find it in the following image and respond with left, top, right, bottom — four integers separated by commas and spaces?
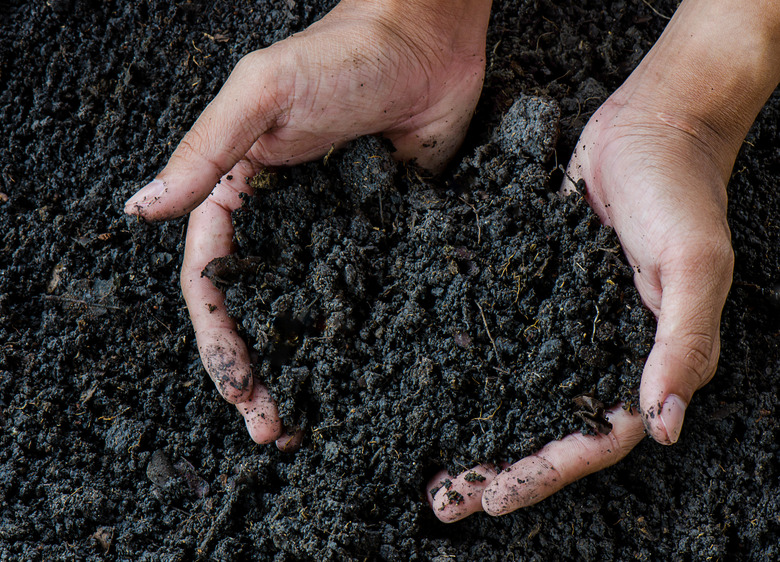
430, 0, 780, 520
124, 0, 492, 445
429, 404, 645, 520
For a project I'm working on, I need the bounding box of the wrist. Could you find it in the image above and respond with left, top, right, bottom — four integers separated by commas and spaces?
619, 0, 780, 161
338, 0, 493, 56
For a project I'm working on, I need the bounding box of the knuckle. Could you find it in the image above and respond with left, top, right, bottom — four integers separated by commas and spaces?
677, 332, 718, 386
177, 130, 207, 159
711, 239, 735, 275
670, 231, 733, 273
569, 431, 596, 456
175, 130, 215, 167
605, 430, 626, 459
173, 128, 225, 182
179, 264, 189, 290
234, 50, 264, 74
179, 254, 203, 292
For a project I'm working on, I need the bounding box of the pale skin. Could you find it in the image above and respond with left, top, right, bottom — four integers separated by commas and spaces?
125, 0, 780, 519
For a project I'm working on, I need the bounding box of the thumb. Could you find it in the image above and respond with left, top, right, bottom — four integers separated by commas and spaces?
639, 244, 733, 444
124, 53, 283, 221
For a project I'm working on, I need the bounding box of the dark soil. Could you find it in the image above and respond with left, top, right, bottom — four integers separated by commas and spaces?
1, 1, 778, 561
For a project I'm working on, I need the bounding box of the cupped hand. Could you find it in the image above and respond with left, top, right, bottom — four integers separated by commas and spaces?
430, 83, 736, 521
430, 404, 646, 520
124, 0, 491, 445
429, 0, 780, 520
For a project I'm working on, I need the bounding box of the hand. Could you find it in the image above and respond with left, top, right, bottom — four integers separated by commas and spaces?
124, 0, 492, 445
429, 405, 645, 520
430, 0, 780, 521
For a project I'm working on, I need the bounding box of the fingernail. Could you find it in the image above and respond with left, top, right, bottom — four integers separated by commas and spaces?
276, 433, 294, 451
659, 394, 686, 444
124, 179, 166, 214
276, 430, 302, 453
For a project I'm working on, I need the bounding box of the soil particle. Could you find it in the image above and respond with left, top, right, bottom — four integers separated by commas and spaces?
495, 94, 561, 161
146, 450, 178, 490
464, 471, 487, 483
445, 490, 465, 506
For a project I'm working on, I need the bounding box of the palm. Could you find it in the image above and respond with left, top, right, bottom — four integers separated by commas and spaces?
571, 98, 731, 307
242, 19, 484, 170
125, 1, 490, 445
568, 97, 734, 419
430, 87, 738, 524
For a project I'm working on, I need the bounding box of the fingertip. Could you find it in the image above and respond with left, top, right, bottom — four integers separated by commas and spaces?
432, 485, 480, 523
429, 465, 498, 523
245, 420, 282, 445
643, 394, 686, 445
276, 429, 304, 453
238, 383, 282, 444
426, 470, 451, 509
481, 473, 517, 517
244, 422, 282, 445
124, 179, 167, 218
481, 457, 560, 516
481, 472, 530, 516
480, 482, 505, 517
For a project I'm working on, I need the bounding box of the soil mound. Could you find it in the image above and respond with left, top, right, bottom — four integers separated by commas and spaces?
1, 1, 777, 560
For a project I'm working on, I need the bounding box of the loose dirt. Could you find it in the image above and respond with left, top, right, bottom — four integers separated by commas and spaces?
1, 1, 777, 560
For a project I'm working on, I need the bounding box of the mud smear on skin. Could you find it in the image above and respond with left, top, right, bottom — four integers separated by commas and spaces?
1, 0, 778, 560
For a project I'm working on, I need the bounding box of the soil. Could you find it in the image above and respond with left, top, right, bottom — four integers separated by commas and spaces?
1, 1, 778, 561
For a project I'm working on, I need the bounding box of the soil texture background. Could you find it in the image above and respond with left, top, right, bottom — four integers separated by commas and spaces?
1, 1, 778, 560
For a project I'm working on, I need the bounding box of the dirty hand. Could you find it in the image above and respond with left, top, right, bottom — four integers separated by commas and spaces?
430, 0, 780, 521
123, 0, 492, 446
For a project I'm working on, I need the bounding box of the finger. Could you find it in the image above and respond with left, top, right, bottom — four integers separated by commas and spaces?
124, 52, 284, 220
180, 168, 256, 404
639, 244, 733, 444
276, 429, 304, 453
236, 379, 283, 444
245, 353, 292, 448
181, 164, 283, 443
429, 464, 504, 523
426, 470, 450, 510
481, 405, 645, 516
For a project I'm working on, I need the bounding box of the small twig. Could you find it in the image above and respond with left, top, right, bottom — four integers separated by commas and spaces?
535, 31, 554, 52
557, 164, 582, 194
322, 143, 336, 165
460, 197, 482, 245
641, 0, 671, 20
312, 420, 344, 434
487, 39, 501, 72
472, 400, 503, 422
592, 304, 600, 342
476, 301, 502, 365
43, 295, 123, 311
145, 304, 173, 336
97, 406, 131, 422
